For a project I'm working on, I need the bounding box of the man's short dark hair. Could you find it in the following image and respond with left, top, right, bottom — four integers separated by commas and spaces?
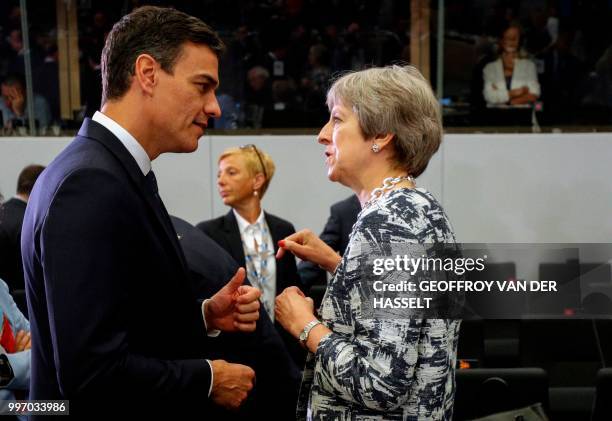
17, 164, 45, 196
100, 6, 225, 104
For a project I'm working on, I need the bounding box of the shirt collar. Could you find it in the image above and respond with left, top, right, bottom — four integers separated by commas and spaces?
233, 209, 265, 234
92, 111, 151, 175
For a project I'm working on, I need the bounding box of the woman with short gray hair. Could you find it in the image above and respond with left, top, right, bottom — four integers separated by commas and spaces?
275, 64, 460, 420
327, 65, 442, 177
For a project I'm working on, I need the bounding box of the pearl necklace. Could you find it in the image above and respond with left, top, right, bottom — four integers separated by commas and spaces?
362, 175, 415, 209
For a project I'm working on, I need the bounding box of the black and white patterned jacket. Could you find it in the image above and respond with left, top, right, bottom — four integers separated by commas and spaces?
297, 188, 461, 421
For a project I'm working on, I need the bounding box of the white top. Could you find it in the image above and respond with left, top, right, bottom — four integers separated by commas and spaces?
482, 58, 541, 105
92, 111, 151, 175
233, 209, 277, 320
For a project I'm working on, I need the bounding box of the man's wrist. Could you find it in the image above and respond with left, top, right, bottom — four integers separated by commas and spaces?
203, 299, 212, 328
205, 359, 214, 397
202, 300, 221, 336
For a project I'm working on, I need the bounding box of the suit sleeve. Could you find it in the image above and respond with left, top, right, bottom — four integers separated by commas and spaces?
298, 205, 343, 288
297, 261, 326, 289
40, 168, 211, 399
195, 221, 214, 238
319, 204, 344, 252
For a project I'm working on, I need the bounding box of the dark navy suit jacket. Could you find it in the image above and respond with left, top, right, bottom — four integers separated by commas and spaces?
171, 216, 300, 420
297, 194, 360, 288
0, 197, 27, 292
196, 210, 306, 365
21, 119, 213, 417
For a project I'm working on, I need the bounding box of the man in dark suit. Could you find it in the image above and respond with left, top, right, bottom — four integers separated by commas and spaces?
197, 210, 305, 365
297, 194, 360, 289
0, 164, 44, 294
171, 215, 300, 420
21, 7, 261, 417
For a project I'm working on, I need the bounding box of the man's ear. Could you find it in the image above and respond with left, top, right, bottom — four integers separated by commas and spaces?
134, 53, 158, 96
374, 132, 395, 151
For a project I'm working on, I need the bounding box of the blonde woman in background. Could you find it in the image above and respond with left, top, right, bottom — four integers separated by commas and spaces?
197, 145, 304, 365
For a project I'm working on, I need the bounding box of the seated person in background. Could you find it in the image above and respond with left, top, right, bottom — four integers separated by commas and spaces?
0, 164, 45, 297
242, 66, 273, 128
483, 23, 541, 106
297, 194, 360, 289
171, 215, 300, 421
197, 145, 304, 365
0, 73, 51, 131
0, 277, 31, 419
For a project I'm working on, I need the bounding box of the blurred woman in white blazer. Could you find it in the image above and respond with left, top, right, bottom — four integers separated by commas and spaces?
483, 23, 541, 106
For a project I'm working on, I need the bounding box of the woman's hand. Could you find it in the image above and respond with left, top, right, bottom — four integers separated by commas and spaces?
276, 229, 341, 273
275, 286, 315, 339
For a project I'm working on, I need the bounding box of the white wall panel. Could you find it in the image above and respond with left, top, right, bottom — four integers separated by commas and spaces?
2, 132, 611, 242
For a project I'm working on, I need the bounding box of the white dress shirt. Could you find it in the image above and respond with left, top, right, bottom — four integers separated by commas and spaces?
92, 111, 151, 175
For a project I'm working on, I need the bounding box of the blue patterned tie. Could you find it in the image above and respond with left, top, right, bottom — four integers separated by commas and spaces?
245, 222, 275, 320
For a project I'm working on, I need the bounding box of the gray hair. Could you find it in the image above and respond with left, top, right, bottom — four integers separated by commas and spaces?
326, 65, 442, 177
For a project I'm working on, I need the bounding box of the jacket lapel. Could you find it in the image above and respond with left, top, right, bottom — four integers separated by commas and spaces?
222, 211, 247, 267
264, 212, 284, 287
264, 212, 280, 253
77, 118, 188, 274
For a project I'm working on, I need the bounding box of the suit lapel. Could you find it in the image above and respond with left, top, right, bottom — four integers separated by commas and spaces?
222, 211, 246, 267
264, 212, 280, 252
77, 119, 188, 274
148, 188, 189, 271
264, 212, 284, 287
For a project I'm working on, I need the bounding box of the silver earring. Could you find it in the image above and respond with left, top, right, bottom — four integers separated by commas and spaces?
372, 143, 380, 153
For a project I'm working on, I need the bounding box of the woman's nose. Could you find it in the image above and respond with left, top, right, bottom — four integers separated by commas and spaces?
318, 121, 332, 145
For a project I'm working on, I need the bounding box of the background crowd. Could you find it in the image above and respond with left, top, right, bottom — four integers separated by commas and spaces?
0, 0, 611, 132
